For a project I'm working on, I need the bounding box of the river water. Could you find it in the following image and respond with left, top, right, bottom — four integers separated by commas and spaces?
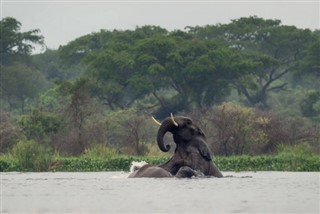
1, 171, 319, 213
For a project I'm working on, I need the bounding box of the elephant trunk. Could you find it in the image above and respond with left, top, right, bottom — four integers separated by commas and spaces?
156, 118, 177, 152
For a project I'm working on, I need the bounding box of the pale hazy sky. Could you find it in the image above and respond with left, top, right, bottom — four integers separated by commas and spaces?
1, 0, 319, 51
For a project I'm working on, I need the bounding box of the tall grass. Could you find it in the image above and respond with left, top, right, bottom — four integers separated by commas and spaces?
10, 140, 53, 171
82, 144, 119, 159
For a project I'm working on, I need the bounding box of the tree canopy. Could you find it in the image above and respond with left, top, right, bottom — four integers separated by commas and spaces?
1, 16, 319, 156
0, 17, 44, 65
56, 17, 319, 115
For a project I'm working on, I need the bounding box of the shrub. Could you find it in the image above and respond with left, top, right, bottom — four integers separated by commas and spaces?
82, 144, 118, 159
189, 103, 320, 156
0, 111, 22, 153
0, 154, 21, 171
215, 155, 320, 172
18, 110, 63, 143
209, 103, 268, 156
11, 140, 53, 171
144, 143, 171, 157
104, 110, 157, 156
276, 143, 315, 158
300, 90, 320, 118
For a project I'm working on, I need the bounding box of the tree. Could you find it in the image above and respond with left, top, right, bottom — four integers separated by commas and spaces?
191, 16, 319, 109
0, 17, 47, 114
57, 78, 96, 154
0, 63, 47, 113
298, 36, 320, 75
32, 49, 63, 81
165, 38, 258, 109
0, 17, 44, 65
300, 90, 320, 119
18, 110, 63, 143
105, 110, 153, 155
85, 49, 136, 109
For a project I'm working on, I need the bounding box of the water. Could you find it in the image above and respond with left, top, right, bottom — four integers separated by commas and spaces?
1, 171, 319, 213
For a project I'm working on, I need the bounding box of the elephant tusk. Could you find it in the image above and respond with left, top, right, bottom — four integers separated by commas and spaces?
151, 116, 161, 126
170, 113, 178, 127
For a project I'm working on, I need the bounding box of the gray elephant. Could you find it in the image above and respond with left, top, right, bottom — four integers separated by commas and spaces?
128, 114, 223, 178
156, 114, 223, 178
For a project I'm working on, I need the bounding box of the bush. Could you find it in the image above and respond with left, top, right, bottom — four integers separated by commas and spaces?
104, 110, 157, 155
82, 144, 118, 159
300, 90, 320, 119
0, 111, 22, 153
11, 140, 53, 171
205, 103, 268, 156
277, 143, 315, 158
18, 110, 63, 143
189, 103, 320, 156
0, 154, 21, 171
215, 155, 320, 172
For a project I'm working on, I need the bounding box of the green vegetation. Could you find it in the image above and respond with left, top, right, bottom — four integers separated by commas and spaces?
8, 140, 53, 172
1, 142, 319, 172
1, 152, 319, 172
0, 16, 319, 172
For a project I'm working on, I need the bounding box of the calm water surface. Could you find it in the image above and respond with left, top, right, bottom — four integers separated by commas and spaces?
1, 171, 319, 213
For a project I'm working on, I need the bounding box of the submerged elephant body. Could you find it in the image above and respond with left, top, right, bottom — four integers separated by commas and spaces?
128, 162, 203, 178
128, 164, 172, 178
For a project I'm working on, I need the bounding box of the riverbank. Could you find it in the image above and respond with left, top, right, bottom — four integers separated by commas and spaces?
1, 154, 319, 172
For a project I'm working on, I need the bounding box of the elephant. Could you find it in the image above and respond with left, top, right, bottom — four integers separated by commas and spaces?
155, 114, 223, 178
128, 162, 204, 178
129, 114, 223, 178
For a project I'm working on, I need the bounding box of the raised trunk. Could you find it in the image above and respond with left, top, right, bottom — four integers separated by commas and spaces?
156, 118, 176, 152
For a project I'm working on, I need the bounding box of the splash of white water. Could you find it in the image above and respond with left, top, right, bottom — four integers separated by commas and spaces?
129, 161, 148, 173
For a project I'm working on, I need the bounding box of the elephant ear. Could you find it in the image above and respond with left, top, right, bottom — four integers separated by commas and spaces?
186, 138, 213, 161
198, 141, 213, 161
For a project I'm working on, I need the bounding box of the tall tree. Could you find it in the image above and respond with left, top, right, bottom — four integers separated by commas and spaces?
0, 17, 47, 113
0, 17, 44, 65
0, 63, 47, 113
191, 16, 319, 109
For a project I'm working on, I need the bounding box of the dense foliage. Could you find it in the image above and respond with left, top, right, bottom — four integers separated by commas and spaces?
0, 16, 319, 168
1, 146, 319, 172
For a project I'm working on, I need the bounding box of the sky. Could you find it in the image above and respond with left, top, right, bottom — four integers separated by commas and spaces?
1, 0, 320, 52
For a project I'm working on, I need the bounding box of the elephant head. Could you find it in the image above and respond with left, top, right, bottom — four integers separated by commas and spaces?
152, 114, 223, 178
155, 113, 206, 153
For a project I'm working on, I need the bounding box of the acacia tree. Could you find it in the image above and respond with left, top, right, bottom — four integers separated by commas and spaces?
0, 17, 44, 65
0, 17, 46, 113
191, 16, 319, 109
85, 49, 136, 109
68, 29, 262, 115
58, 17, 319, 113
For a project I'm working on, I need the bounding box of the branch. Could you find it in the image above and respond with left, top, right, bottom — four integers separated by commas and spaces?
264, 68, 290, 91
152, 91, 166, 108
231, 80, 254, 104
272, 68, 291, 81
267, 82, 288, 92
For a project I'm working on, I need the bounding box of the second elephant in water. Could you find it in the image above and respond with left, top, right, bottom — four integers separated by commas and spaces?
128, 162, 203, 178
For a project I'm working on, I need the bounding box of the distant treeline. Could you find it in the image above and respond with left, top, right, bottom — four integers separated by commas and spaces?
0, 16, 319, 158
